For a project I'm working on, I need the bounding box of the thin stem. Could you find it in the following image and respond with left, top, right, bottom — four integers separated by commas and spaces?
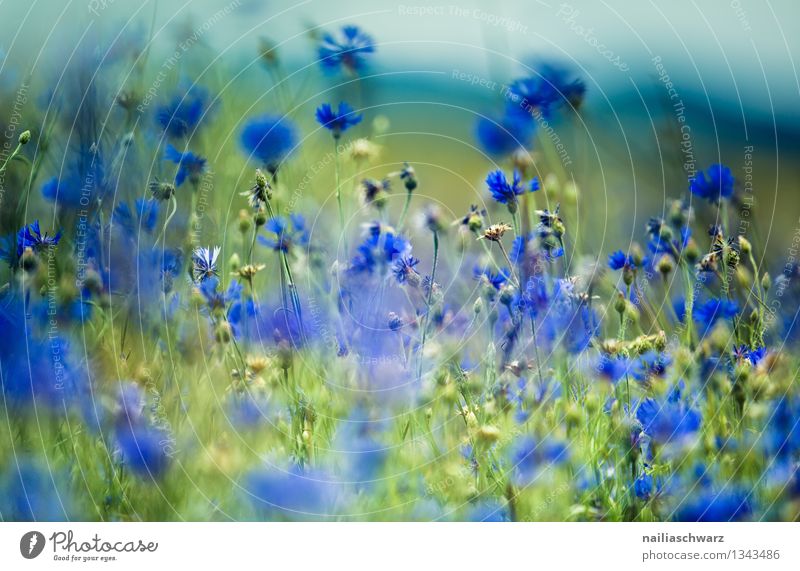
0, 142, 23, 174
333, 138, 348, 255
264, 198, 307, 343
398, 189, 413, 230
417, 231, 439, 381
529, 314, 544, 386
496, 240, 519, 288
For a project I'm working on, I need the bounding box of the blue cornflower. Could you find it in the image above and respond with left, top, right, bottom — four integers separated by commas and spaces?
692, 298, 739, 335
633, 472, 664, 501
115, 424, 171, 479
164, 144, 206, 186
636, 394, 701, 448
733, 345, 766, 366
318, 25, 375, 75
507, 62, 586, 117
113, 199, 159, 235
0, 293, 86, 408
595, 354, 636, 383
689, 164, 735, 202
486, 169, 538, 212
608, 250, 635, 271
199, 276, 242, 313
509, 233, 534, 266
315, 102, 362, 139
240, 115, 299, 172
245, 464, 339, 520
0, 459, 75, 520
646, 217, 691, 259
509, 436, 568, 486
633, 351, 672, 381
258, 215, 309, 253
475, 107, 536, 157
17, 220, 62, 257
392, 255, 420, 284
748, 346, 766, 365
474, 266, 509, 290
466, 501, 510, 522
191, 246, 220, 283
349, 228, 410, 276
675, 488, 750, 522
156, 84, 210, 138
763, 396, 800, 459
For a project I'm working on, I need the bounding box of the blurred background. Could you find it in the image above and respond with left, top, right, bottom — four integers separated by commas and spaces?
1, 0, 798, 260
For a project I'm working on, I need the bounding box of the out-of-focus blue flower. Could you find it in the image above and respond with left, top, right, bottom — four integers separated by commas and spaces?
258, 214, 309, 253
156, 84, 211, 138
634, 472, 662, 501
632, 351, 672, 382
315, 102, 362, 139
245, 464, 339, 520
675, 488, 750, 522
507, 62, 586, 117
509, 436, 568, 486
466, 500, 510, 522
164, 144, 206, 186
733, 345, 766, 366
762, 396, 800, 460
115, 423, 171, 479
645, 217, 691, 260
318, 25, 375, 75
199, 276, 242, 313
349, 226, 410, 276
16, 220, 61, 257
334, 411, 388, 485
636, 392, 701, 448
595, 354, 636, 383
475, 107, 535, 157
0, 293, 86, 409
474, 266, 510, 294
113, 199, 159, 235
538, 281, 599, 353
240, 115, 299, 172
0, 459, 75, 520
692, 298, 739, 335
689, 164, 735, 203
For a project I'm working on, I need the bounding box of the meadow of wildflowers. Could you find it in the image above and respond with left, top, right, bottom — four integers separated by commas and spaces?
0, 2, 799, 525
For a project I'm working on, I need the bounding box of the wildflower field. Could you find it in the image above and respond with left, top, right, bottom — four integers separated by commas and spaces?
1, 1, 799, 523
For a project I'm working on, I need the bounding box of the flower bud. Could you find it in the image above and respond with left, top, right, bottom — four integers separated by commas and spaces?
761, 272, 771, 292
738, 235, 752, 256
684, 239, 700, 264
229, 253, 241, 273
238, 209, 252, 234
18, 130, 31, 145
657, 254, 674, 277
254, 207, 268, 227
614, 290, 626, 315
215, 322, 233, 344
476, 425, 501, 444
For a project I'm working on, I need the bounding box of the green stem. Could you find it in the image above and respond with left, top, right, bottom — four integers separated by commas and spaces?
398, 189, 413, 230
0, 142, 23, 174
333, 138, 347, 255
417, 231, 439, 381
264, 199, 307, 343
